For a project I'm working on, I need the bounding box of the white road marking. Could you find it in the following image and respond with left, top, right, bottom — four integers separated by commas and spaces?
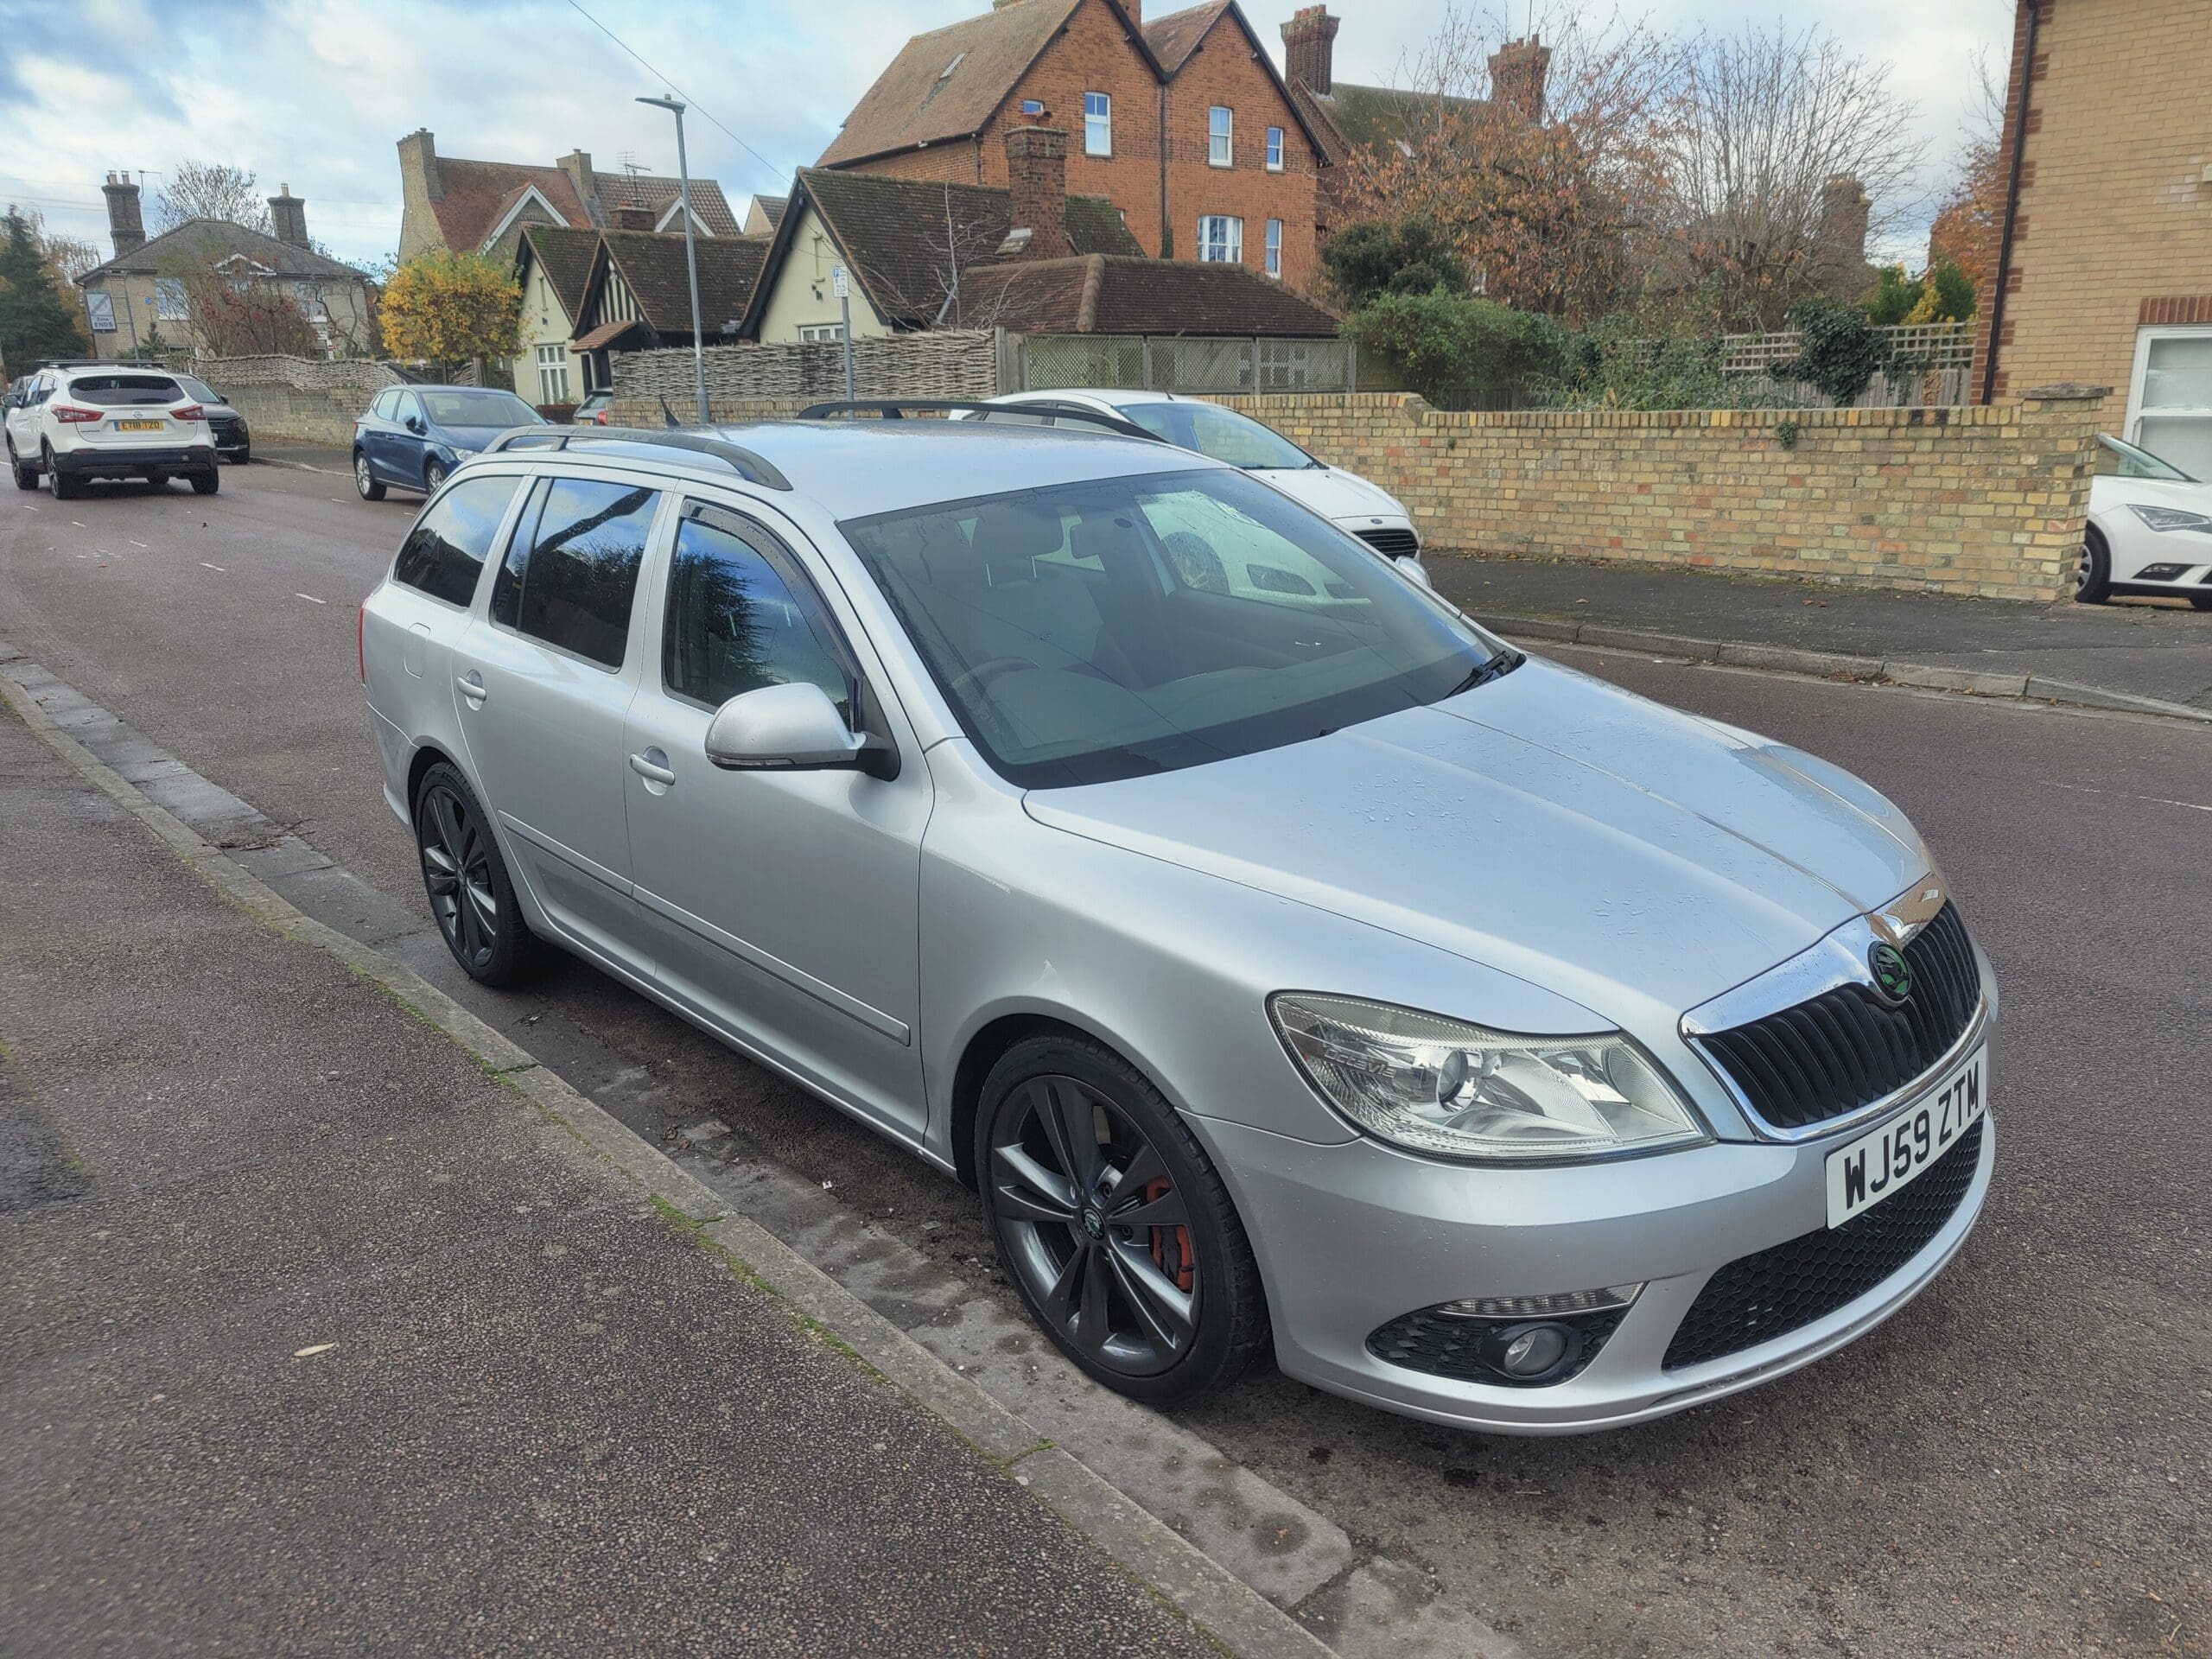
2044, 779, 2212, 815
295, 593, 327, 605
21, 504, 35, 512
200, 561, 226, 572
68, 520, 86, 528
128, 538, 149, 548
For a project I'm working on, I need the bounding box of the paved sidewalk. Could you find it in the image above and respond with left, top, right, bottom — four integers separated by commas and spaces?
0, 712, 1217, 1657
253, 441, 355, 475
1429, 554, 2212, 712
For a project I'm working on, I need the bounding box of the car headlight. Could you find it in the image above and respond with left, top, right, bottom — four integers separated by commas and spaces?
2127, 504, 2212, 534
1269, 994, 1707, 1161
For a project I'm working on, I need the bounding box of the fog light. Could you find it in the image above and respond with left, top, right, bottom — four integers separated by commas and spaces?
1497, 1322, 1572, 1377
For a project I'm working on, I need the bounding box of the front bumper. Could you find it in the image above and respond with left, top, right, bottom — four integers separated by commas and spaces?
1199, 1022, 1995, 1434
54, 443, 216, 477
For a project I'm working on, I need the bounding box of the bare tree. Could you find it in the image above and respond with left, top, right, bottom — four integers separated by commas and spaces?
1926, 46, 2007, 297
153, 161, 272, 236
16, 207, 101, 286
1654, 24, 1926, 327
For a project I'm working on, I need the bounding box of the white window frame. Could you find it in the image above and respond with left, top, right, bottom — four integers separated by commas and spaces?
2124, 324, 2212, 459
1198, 215, 1243, 264
1264, 219, 1282, 278
798, 322, 847, 344
1084, 92, 1111, 157
1266, 127, 1285, 171
1209, 106, 1233, 168
535, 343, 571, 404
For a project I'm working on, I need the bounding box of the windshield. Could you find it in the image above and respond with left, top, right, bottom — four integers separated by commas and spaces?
1119, 402, 1316, 471
421, 390, 543, 429
175, 375, 219, 405
842, 467, 1502, 787
2095, 433, 2196, 483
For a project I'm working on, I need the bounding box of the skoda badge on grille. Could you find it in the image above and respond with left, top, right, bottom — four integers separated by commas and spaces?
1867, 940, 1913, 1005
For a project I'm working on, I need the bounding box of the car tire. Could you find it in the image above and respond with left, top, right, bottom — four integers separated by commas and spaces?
354, 449, 385, 501
44, 449, 80, 501
423, 458, 448, 495
976, 1033, 1268, 1408
7, 440, 34, 491
2075, 529, 2112, 604
189, 467, 219, 496
413, 761, 543, 988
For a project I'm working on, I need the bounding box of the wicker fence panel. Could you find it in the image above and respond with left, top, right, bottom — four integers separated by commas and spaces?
613, 332, 1001, 406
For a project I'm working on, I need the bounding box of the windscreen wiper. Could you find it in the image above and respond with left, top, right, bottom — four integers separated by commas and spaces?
1448, 647, 1522, 696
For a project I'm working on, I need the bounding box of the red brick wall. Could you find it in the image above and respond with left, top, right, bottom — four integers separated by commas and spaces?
1160, 16, 1320, 289
850, 144, 984, 185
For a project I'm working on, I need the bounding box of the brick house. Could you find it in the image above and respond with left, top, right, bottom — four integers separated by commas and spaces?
395, 130, 742, 263
1974, 0, 2212, 474
817, 0, 1328, 288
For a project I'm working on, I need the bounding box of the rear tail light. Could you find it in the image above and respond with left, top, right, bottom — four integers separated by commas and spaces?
593, 410, 610, 424
358, 602, 367, 683
173, 404, 206, 422
52, 404, 102, 423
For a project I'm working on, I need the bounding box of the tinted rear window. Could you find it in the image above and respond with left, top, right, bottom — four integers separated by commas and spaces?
67, 374, 181, 407
491, 477, 658, 669
392, 476, 520, 607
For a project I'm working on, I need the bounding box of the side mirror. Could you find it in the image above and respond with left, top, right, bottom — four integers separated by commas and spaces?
704, 683, 884, 773
1395, 554, 1432, 588
405, 415, 426, 435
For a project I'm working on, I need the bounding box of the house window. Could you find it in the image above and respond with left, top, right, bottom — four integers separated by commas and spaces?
1198, 215, 1243, 264
535, 344, 571, 404
1266, 127, 1284, 171
155, 278, 188, 321
1084, 92, 1111, 157
2126, 326, 2212, 480
1021, 99, 1045, 116
1209, 106, 1232, 167
798, 322, 847, 343
1264, 219, 1282, 278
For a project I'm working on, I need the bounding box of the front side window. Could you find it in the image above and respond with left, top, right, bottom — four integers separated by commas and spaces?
1198, 215, 1243, 264
842, 468, 1495, 788
1084, 92, 1111, 156
661, 508, 851, 718
1265, 219, 1283, 278
154, 278, 188, 321
1266, 127, 1285, 170
391, 474, 519, 607
1209, 106, 1232, 166
2094, 432, 2196, 482
492, 477, 659, 669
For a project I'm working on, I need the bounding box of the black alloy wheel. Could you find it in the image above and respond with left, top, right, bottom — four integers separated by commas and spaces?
412, 763, 537, 986
979, 1036, 1267, 1406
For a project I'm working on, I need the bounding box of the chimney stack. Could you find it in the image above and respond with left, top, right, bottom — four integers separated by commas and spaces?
1281, 6, 1339, 96
557, 149, 597, 224
1487, 37, 1551, 124
268, 184, 309, 249
103, 173, 145, 258
1002, 112, 1068, 262
608, 205, 657, 232
397, 129, 442, 202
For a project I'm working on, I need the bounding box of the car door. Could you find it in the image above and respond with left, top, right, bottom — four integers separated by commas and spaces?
621, 497, 931, 1138
449, 468, 669, 970
382, 390, 426, 485
9, 372, 51, 455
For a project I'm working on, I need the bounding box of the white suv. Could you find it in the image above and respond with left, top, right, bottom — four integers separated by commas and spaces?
5, 363, 219, 499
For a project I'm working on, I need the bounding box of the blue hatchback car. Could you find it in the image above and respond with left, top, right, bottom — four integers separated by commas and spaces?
352, 385, 546, 501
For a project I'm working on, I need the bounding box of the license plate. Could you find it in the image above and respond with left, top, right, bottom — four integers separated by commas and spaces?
117, 419, 163, 431
1825, 1046, 1986, 1228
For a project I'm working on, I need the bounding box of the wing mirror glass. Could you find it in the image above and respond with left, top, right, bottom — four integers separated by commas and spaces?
404, 415, 426, 435
704, 682, 888, 774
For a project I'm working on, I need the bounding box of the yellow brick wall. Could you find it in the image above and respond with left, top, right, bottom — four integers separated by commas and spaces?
1217, 392, 2105, 602
1983, 0, 2212, 427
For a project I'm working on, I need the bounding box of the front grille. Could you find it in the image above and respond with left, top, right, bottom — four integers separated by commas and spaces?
1662, 1119, 1981, 1370
1368, 1305, 1627, 1387
1696, 903, 1980, 1133
1355, 527, 1420, 559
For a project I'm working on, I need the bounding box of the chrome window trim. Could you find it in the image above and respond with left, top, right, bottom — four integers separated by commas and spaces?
1679, 878, 1983, 1144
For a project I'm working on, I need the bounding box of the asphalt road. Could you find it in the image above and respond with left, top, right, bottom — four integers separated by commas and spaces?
3, 462, 2206, 1657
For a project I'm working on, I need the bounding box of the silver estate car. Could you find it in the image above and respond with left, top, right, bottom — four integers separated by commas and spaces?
359, 419, 1995, 1434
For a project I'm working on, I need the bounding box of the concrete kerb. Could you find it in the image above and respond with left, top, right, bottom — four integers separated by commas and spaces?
0, 665, 1333, 1659
1477, 611, 2212, 723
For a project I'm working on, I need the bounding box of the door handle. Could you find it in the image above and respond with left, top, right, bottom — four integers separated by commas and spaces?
455, 670, 487, 703
629, 751, 677, 786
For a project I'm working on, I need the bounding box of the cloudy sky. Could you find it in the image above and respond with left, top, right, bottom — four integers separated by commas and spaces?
1, 0, 2010, 273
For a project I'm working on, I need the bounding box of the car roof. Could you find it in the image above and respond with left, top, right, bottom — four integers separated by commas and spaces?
466, 417, 1228, 520
993, 388, 1185, 412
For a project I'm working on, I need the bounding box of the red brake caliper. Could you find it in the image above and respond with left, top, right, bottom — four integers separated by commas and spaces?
1144, 1179, 1195, 1293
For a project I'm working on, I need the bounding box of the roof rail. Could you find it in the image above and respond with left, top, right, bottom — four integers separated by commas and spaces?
798, 399, 1163, 444
480, 424, 791, 491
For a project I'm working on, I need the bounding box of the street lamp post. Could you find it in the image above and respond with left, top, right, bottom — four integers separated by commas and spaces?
636, 93, 709, 426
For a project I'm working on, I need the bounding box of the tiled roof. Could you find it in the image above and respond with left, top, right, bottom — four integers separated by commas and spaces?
597, 170, 741, 236
593, 231, 772, 337
817, 0, 1084, 167
786, 166, 1142, 330
1294, 81, 1485, 166
79, 218, 369, 283
429, 158, 590, 252
1141, 0, 1230, 74
746, 195, 789, 232
955, 254, 1340, 336
518, 225, 601, 319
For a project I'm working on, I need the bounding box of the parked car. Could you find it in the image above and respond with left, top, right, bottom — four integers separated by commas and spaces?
573, 391, 614, 426
968, 388, 1427, 582
171, 373, 251, 463
352, 385, 546, 501
2078, 433, 2212, 608
359, 418, 1993, 1434
4, 363, 219, 499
